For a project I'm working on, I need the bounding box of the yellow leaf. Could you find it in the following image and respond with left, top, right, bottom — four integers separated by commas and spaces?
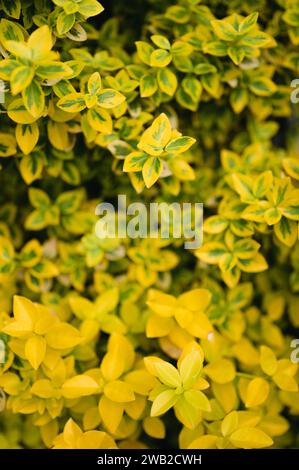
212, 382, 237, 413
101, 333, 134, 381
143, 417, 165, 439
87, 106, 112, 133
174, 395, 202, 429
31, 379, 57, 398
179, 350, 203, 388
144, 356, 181, 388
97, 88, 125, 109
221, 410, 239, 436
177, 289, 211, 312
259, 415, 289, 437
98, 395, 124, 434
151, 389, 178, 417
273, 372, 298, 392
41, 420, 59, 448
184, 389, 211, 412
188, 435, 218, 449
62, 374, 100, 398
204, 359, 236, 384
138, 113, 172, 156
16, 122, 39, 155
76, 431, 117, 449
146, 314, 174, 338
28, 25, 53, 59
104, 380, 135, 403
147, 289, 176, 317
260, 346, 277, 376
229, 427, 273, 449
62, 418, 82, 447
45, 323, 82, 349
15, 295, 36, 329
83, 406, 101, 431
25, 335, 46, 369
142, 156, 163, 188
245, 377, 270, 408
186, 311, 214, 339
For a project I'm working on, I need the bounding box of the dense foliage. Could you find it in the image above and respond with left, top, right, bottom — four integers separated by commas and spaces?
0, 0, 299, 449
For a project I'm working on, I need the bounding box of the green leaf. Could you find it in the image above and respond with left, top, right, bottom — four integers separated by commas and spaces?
57, 92, 86, 112
195, 242, 227, 264
22, 81, 45, 118
165, 136, 196, 154
249, 77, 277, 96
0, 236, 15, 274
194, 63, 217, 75
57, 11, 75, 35
150, 49, 172, 67
165, 5, 190, 24
204, 216, 229, 234
1, 0, 21, 19
10, 65, 34, 95
0, 58, 19, 80
232, 173, 256, 203
274, 217, 297, 247
151, 35, 170, 50
0, 133, 16, 157
157, 68, 178, 96
241, 31, 273, 47
88, 72, 102, 95
87, 106, 112, 133
123, 152, 148, 172
283, 158, 299, 181
7, 99, 36, 124
253, 171, 273, 198
234, 238, 260, 260
283, 9, 299, 27
171, 41, 193, 56
182, 76, 202, 105
36, 62, 73, 80
25, 210, 48, 230
0, 19, 24, 46
135, 41, 154, 65
230, 88, 248, 113
211, 20, 239, 41
97, 89, 125, 108
201, 73, 221, 98
142, 156, 163, 188
56, 189, 85, 214
19, 153, 43, 184
203, 41, 228, 57
238, 12, 259, 33
228, 46, 245, 65
78, 0, 104, 18
140, 74, 158, 98
29, 188, 51, 209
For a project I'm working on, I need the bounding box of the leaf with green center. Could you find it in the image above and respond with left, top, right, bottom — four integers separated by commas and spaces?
97, 89, 125, 109
142, 157, 163, 188
22, 81, 45, 118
